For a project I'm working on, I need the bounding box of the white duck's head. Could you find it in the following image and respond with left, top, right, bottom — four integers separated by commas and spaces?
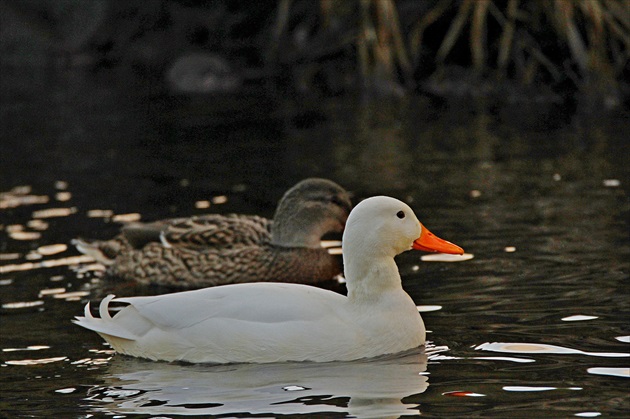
342, 196, 464, 260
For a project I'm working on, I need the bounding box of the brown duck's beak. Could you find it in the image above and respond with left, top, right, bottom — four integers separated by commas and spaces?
412, 223, 464, 255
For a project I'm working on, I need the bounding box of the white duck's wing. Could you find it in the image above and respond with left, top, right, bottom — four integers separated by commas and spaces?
74, 283, 354, 363
118, 283, 343, 329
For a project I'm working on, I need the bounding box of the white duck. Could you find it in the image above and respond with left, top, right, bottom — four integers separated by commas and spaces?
74, 196, 463, 363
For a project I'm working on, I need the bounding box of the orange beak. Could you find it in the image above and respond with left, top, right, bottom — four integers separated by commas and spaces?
412, 223, 464, 255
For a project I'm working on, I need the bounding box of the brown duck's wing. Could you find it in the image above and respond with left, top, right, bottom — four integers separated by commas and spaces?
72, 236, 133, 265
109, 244, 342, 289
122, 214, 272, 251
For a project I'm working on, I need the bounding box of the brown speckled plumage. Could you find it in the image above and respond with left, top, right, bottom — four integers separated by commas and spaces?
110, 244, 341, 287
123, 214, 271, 250
74, 178, 351, 289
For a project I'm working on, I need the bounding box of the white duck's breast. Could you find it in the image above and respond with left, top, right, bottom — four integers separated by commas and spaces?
350, 289, 426, 353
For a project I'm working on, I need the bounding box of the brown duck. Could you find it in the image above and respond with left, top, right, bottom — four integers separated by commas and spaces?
73, 178, 352, 288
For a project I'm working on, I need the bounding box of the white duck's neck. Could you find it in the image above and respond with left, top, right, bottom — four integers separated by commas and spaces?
344, 248, 403, 303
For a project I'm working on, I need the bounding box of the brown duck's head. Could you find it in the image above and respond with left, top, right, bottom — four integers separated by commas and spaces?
271, 178, 352, 248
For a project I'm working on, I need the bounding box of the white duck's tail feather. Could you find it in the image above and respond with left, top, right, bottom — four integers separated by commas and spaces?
73, 295, 137, 340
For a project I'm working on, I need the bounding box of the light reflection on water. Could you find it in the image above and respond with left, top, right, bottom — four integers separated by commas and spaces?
476, 342, 630, 358
420, 253, 474, 262
0, 255, 95, 274
561, 314, 599, 321
503, 386, 582, 391
587, 367, 630, 378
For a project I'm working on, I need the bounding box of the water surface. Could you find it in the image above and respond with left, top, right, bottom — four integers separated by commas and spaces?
1, 66, 628, 417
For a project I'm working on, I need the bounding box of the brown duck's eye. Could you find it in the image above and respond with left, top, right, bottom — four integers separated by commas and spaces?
396, 210, 405, 219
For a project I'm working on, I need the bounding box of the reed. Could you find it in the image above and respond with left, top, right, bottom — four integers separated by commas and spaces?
356, 0, 412, 89
411, 0, 629, 84
270, 0, 628, 94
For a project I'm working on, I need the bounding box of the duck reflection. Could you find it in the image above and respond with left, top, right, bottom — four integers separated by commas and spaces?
86, 350, 429, 418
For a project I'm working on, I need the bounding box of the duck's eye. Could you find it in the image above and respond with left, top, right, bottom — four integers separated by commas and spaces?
396, 210, 405, 219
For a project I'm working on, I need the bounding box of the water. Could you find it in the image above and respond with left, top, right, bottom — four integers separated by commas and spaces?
1, 66, 629, 417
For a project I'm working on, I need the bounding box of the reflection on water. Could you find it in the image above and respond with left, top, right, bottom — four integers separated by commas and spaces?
587, 367, 630, 378
31, 207, 77, 219
5, 356, 68, 366
87, 351, 429, 418
2, 300, 45, 309
0, 186, 49, 208
1, 255, 95, 274
476, 342, 630, 358
442, 390, 486, 397
502, 386, 582, 392
2, 345, 50, 352
561, 314, 599, 321
420, 253, 474, 262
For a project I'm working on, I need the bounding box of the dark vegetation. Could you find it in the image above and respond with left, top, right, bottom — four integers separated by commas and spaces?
1, 0, 628, 104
